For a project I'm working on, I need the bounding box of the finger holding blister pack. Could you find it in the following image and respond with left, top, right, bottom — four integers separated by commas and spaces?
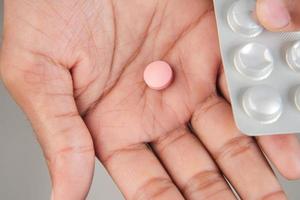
214, 0, 300, 135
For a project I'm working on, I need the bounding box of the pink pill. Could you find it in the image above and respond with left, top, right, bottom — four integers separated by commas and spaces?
144, 61, 173, 90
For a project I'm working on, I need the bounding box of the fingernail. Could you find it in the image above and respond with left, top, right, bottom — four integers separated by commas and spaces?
260, 0, 291, 29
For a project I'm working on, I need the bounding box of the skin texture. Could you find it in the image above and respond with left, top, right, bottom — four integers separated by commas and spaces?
0, 0, 300, 200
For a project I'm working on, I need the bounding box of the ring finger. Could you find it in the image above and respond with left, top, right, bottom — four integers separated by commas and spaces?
191, 93, 286, 199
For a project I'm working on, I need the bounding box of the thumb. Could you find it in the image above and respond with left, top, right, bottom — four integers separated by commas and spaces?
256, 0, 300, 31
0, 46, 95, 200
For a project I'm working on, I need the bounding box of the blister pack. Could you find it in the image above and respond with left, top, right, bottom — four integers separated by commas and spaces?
213, 0, 300, 136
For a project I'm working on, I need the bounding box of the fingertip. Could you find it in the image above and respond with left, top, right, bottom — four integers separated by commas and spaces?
256, 0, 291, 31
281, 171, 300, 181
278, 150, 300, 180
258, 135, 300, 180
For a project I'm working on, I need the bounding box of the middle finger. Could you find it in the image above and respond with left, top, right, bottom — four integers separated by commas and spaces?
152, 126, 236, 200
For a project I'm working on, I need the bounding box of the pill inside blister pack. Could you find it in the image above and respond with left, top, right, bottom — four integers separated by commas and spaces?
214, 0, 300, 135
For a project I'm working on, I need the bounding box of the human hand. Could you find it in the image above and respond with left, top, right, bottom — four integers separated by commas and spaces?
1, 1, 300, 200
256, 0, 300, 31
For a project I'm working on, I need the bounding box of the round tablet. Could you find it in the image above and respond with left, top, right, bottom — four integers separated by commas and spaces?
286, 41, 300, 72
234, 43, 274, 80
227, 0, 263, 37
242, 85, 282, 124
144, 61, 173, 90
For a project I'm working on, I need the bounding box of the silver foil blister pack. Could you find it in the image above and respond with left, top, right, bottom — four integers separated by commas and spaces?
214, 0, 300, 135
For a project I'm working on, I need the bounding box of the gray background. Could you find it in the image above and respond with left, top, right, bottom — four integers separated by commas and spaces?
0, 1, 300, 200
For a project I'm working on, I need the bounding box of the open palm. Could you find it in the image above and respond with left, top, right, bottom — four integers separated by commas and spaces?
1, 0, 299, 200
